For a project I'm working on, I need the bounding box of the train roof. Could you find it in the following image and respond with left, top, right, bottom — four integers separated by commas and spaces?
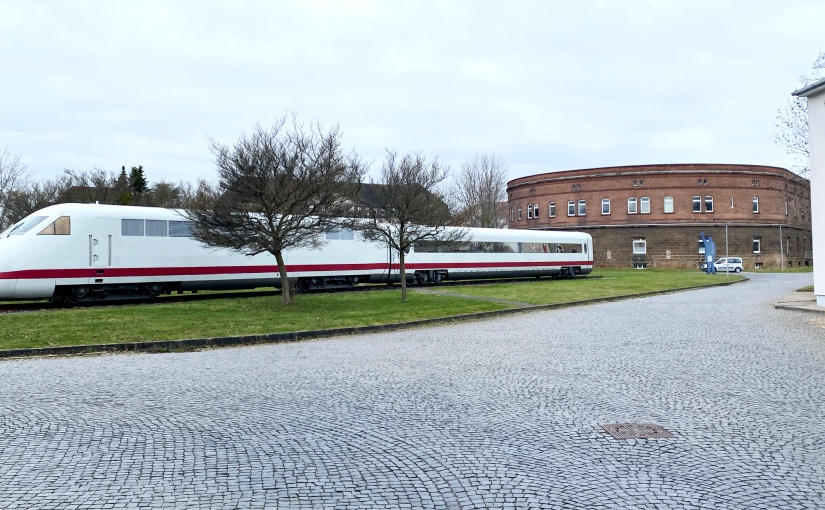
458, 226, 589, 243
23, 204, 590, 242
33, 203, 183, 220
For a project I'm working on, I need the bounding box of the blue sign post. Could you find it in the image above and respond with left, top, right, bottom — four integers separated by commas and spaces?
700, 232, 716, 274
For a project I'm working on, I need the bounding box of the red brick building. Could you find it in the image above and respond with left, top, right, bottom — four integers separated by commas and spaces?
507, 164, 812, 269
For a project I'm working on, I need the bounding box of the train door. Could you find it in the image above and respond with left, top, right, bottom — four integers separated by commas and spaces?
89, 219, 112, 283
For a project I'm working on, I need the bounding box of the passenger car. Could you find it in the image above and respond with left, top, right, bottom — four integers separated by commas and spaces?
699, 257, 744, 273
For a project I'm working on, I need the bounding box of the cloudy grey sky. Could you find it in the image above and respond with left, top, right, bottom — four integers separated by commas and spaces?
1, 0, 822, 186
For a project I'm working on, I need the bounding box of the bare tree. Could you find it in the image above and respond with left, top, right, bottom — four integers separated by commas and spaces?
776, 51, 825, 178
2, 176, 70, 226
185, 114, 364, 305
59, 168, 124, 204
145, 180, 187, 208
358, 150, 464, 302
0, 147, 31, 230
451, 152, 508, 228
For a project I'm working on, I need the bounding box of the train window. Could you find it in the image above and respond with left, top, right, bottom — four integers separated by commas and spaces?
8, 215, 48, 236
169, 221, 193, 237
122, 219, 145, 236
37, 216, 71, 235
414, 240, 518, 253
326, 228, 354, 240
146, 220, 168, 237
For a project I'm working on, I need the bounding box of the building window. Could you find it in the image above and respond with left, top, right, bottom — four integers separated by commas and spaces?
753, 196, 759, 213
534, 203, 538, 219
639, 180, 644, 186
549, 202, 556, 217
601, 198, 610, 215
704, 196, 713, 213
785, 200, 788, 216
693, 196, 702, 213
628, 197, 637, 214
632, 180, 638, 187
568, 201, 575, 216
518, 206, 522, 220
578, 200, 586, 216
753, 238, 761, 253
698, 239, 705, 254
571, 183, 580, 190
752, 179, 759, 186
527, 204, 533, 219
633, 239, 647, 254
697, 178, 708, 186
664, 196, 674, 213
509, 207, 514, 222
640, 197, 650, 214
730, 197, 734, 209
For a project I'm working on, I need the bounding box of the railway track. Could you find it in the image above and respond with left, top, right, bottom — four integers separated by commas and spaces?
0, 275, 593, 314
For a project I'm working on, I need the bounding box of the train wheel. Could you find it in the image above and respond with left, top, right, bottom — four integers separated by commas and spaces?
145, 283, 163, 297
71, 286, 90, 299
62, 286, 90, 304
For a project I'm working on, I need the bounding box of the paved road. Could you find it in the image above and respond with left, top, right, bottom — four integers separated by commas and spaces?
1, 273, 823, 509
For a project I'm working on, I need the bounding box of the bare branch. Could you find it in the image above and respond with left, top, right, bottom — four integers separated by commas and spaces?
450, 152, 508, 228
775, 50, 825, 178
0, 147, 31, 229
357, 150, 465, 301
185, 113, 364, 305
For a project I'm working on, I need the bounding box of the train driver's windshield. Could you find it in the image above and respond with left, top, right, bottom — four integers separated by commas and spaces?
3, 215, 48, 238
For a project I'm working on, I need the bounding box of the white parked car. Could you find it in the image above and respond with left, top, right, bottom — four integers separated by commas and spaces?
699, 257, 744, 273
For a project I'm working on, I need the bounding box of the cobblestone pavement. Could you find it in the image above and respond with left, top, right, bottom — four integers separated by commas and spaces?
1, 273, 823, 509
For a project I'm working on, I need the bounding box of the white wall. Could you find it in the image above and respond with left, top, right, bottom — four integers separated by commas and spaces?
805, 86, 825, 305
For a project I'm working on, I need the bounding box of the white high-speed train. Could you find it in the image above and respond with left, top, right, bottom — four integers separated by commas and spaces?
0, 203, 593, 302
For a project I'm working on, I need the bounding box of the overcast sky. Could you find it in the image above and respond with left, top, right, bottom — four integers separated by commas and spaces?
1, 0, 823, 186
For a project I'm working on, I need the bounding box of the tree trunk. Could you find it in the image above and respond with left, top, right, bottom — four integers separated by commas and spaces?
274, 250, 292, 305
399, 249, 407, 302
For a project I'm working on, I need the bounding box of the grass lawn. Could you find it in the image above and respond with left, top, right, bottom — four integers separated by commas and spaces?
0, 269, 745, 351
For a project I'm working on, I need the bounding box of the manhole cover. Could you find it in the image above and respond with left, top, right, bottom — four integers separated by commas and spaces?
601, 423, 673, 439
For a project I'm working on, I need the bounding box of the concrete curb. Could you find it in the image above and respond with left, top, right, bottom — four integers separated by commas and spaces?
774, 291, 825, 315
0, 278, 748, 359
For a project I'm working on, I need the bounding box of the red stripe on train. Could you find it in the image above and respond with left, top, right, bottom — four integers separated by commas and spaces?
0, 260, 592, 280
